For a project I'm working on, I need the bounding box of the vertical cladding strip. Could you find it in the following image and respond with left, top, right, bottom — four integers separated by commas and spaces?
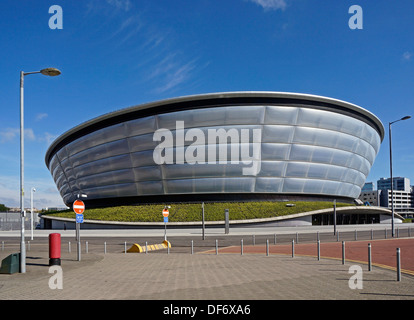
154, 114, 167, 195
55, 151, 75, 206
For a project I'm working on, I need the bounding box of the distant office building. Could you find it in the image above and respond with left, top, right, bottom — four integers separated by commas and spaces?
359, 189, 382, 206
360, 177, 414, 217
361, 182, 374, 191
380, 190, 414, 216
377, 177, 411, 192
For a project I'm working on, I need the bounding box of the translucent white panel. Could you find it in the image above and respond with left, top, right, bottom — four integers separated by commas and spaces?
49, 154, 60, 175
255, 177, 283, 192
293, 127, 339, 147
128, 133, 158, 152
52, 162, 62, 181
157, 106, 265, 130
306, 163, 328, 179
63, 167, 76, 182
262, 125, 295, 143
77, 169, 135, 189
70, 139, 130, 167
261, 143, 291, 161
321, 180, 341, 195
56, 147, 69, 162
264, 106, 299, 125
349, 185, 362, 198
361, 124, 377, 147
342, 169, 360, 185
133, 166, 162, 181
75, 154, 132, 177
55, 172, 65, 188
163, 179, 194, 194
163, 163, 237, 179
331, 149, 353, 167
258, 161, 287, 177
285, 162, 310, 178
125, 116, 157, 137
162, 125, 261, 147
325, 165, 346, 181
130, 150, 156, 167
282, 178, 306, 193
83, 183, 138, 199
352, 139, 375, 164
290, 145, 314, 162
297, 108, 365, 138
302, 179, 324, 194
311, 147, 334, 164
65, 123, 127, 156
136, 181, 164, 195
337, 183, 354, 197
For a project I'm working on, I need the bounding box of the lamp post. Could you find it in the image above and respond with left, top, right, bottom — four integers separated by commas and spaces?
30, 187, 36, 241
20, 68, 61, 273
389, 115, 411, 238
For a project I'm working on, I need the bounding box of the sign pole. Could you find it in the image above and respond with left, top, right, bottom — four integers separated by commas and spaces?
73, 196, 86, 262
163, 206, 170, 241
76, 221, 81, 261
202, 202, 205, 240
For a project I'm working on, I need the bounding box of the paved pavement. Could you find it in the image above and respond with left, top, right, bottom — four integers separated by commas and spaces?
0, 229, 413, 302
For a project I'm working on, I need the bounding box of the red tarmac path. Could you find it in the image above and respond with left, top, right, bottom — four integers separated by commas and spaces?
207, 238, 414, 276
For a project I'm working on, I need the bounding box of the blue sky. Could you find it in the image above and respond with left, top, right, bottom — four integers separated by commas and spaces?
0, 0, 413, 209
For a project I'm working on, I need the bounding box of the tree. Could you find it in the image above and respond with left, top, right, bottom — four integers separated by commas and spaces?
0, 204, 10, 212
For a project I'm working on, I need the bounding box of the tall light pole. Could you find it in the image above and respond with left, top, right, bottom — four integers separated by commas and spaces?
20, 67, 61, 273
389, 115, 411, 238
30, 187, 36, 241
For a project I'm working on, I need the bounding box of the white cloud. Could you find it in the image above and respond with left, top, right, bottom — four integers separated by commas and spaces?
106, 0, 132, 12
148, 54, 198, 94
35, 113, 48, 121
0, 128, 35, 143
248, 0, 287, 11
402, 51, 412, 61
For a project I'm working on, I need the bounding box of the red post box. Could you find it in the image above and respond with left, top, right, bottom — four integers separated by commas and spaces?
49, 233, 61, 266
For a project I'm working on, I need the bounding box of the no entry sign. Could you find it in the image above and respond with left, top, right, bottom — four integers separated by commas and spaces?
162, 208, 169, 217
73, 200, 85, 214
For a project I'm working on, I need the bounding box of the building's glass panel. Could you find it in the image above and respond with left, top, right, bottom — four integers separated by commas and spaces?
77, 169, 135, 189
133, 166, 163, 181
70, 139, 130, 167
262, 125, 295, 143
264, 106, 299, 125
124, 116, 157, 137
257, 161, 287, 177
255, 177, 283, 192
261, 143, 291, 161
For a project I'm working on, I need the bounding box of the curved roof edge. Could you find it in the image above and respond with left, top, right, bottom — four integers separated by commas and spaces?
45, 91, 385, 167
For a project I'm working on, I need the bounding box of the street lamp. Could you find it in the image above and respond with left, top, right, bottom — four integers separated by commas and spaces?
30, 187, 36, 241
20, 67, 61, 273
389, 115, 411, 237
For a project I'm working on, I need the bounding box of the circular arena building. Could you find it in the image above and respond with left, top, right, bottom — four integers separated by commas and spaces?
45, 92, 384, 208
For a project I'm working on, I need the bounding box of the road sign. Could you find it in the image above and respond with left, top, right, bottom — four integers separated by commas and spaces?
73, 200, 85, 214
76, 214, 84, 223
162, 208, 169, 217
164, 216, 168, 223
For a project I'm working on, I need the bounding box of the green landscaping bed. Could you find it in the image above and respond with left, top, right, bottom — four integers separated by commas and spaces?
42, 201, 352, 223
